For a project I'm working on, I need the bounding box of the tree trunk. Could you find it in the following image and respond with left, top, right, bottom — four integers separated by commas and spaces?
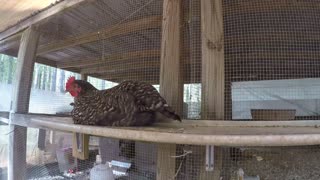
59, 70, 65, 92
41, 66, 46, 90
51, 68, 57, 91
33, 65, 38, 89
7, 57, 13, 84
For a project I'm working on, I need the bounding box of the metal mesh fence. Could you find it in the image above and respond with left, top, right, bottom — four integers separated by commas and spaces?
224, 0, 320, 120
1, 126, 320, 179
0, 0, 320, 179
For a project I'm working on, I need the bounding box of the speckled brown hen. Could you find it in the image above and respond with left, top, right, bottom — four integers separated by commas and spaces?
65, 76, 181, 126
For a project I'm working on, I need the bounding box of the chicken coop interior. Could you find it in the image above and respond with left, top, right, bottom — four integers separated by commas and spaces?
1, 0, 320, 179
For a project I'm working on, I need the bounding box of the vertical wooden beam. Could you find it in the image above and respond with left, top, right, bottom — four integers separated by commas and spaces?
201, 0, 224, 120
156, 143, 177, 180
72, 74, 90, 160
157, 0, 183, 179
159, 0, 183, 113
9, 26, 40, 180
200, 0, 224, 179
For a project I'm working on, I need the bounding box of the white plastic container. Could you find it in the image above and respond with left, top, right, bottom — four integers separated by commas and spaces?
90, 155, 115, 180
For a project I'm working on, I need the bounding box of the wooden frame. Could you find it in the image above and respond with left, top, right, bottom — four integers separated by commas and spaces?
200, 0, 225, 179
9, 26, 40, 180
157, 0, 183, 179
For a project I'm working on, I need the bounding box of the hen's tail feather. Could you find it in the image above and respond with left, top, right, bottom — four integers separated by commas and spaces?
162, 106, 181, 122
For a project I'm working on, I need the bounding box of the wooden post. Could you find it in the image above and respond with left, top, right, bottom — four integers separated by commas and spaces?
9, 26, 40, 180
72, 74, 90, 160
200, 0, 224, 179
157, 0, 183, 179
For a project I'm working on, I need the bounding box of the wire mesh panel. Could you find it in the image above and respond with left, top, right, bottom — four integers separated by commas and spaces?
224, 0, 320, 120
1, 0, 320, 179
1, 124, 320, 180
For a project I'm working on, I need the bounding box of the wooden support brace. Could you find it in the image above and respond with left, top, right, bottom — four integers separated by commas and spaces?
200, 0, 225, 179
157, 0, 183, 179
9, 26, 40, 180
72, 132, 90, 160
156, 143, 177, 180
72, 74, 90, 160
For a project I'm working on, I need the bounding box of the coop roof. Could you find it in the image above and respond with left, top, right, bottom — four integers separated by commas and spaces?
0, 0, 166, 84
0, 0, 60, 33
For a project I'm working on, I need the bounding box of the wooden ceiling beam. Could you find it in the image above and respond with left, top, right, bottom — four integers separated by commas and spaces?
57, 49, 160, 69
224, 0, 320, 14
37, 16, 162, 56
81, 60, 159, 74
35, 57, 57, 67
0, 32, 22, 53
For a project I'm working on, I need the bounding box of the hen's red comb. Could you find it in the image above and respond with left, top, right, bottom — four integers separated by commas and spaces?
66, 76, 76, 90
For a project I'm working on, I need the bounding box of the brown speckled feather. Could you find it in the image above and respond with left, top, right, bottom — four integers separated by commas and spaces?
71, 80, 180, 126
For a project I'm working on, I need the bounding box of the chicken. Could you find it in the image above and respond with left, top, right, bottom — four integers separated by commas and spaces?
65, 76, 181, 126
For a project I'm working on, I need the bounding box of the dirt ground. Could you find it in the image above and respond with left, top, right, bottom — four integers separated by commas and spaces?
227, 146, 320, 180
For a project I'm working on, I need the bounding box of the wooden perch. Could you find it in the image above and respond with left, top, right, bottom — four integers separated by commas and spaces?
1, 113, 320, 146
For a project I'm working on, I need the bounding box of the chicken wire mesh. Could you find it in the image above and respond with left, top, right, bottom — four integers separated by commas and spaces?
1, 126, 320, 180
0, 0, 320, 179
0, 0, 318, 120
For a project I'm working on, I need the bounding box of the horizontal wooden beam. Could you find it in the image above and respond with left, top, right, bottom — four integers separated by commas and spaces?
226, 32, 320, 47
0, 0, 88, 41
2, 113, 320, 146
36, 57, 57, 67
81, 60, 159, 74
0, 111, 9, 119
225, 0, 320, 14
97, 71, 152, 82
57, 49, 160, 69
37, 16, 162, 55
0, 32, 22, 52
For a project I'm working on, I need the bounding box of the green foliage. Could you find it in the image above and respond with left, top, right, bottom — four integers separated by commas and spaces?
0, 54, 17, 84
0, 53, 79, 92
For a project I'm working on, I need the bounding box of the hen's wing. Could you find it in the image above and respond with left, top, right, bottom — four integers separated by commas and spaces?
71, 88, 155, 126
113, 80, 181, 121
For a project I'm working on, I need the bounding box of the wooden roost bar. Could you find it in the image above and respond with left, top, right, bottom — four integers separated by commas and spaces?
1, 0, 320, 180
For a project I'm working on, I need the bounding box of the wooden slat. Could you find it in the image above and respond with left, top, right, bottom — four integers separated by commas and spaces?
98, 72, 154, 84
201, 0, 224, 120
81, 59, 159, 74
37, 16, 162, 55
36, 57, 57, 67
58, 49, 160, 69
0, 111, 10, 119
9, 26, 40, 180
0, 0, 88, 41
224, 0, 320, 14
157, 0, 183, 179
201, 0, 225, 179
156, 144, 177, 180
